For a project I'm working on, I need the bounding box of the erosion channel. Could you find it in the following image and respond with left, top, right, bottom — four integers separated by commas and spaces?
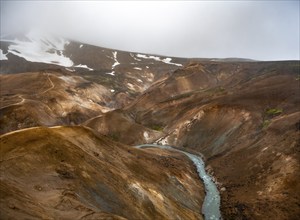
135, 144, 222, 220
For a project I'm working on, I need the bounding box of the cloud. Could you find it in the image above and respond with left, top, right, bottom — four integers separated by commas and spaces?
1, 1, 299, 60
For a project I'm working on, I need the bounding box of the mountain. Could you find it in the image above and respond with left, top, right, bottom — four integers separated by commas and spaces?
0, 30, 187, 133
1, 30, 299, 219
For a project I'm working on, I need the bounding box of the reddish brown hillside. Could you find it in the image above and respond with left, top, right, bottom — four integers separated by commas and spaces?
0, 70, 113, 134
0, 126, 204, 220
119, 60, 300, 219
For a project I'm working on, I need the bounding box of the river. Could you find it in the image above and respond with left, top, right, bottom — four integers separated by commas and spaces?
135, 144, 221, 220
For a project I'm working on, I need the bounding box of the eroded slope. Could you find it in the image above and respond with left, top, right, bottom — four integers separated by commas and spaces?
112, 60, 300, 219
0, 126, 204, 220
0, 70, 114, 134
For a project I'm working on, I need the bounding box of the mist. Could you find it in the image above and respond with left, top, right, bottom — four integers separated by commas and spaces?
1, 1, 299, 60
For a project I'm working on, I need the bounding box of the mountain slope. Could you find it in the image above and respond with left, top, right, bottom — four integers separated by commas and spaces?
0, 126, 204, 220
0, 70, 113, 134
117, 60, 300, 219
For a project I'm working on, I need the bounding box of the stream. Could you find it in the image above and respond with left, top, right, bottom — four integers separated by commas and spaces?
135, 144, 221, 220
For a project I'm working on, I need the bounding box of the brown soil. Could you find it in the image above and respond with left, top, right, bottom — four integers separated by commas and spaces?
0, 126, 204, 220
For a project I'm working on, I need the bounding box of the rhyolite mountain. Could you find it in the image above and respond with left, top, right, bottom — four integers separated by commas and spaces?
1, 30, 299, 219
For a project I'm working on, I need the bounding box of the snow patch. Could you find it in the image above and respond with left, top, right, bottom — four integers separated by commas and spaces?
105, 51, 119, 75
162, 57, 182, 66
112, 51, 120, 68
79, 44, 83, 48
74, 64, 94, 71
0, 49, 8, 60
134, 67, 142, 70
137, 79, 143, 82
137, 54, 161, 61
136, 53, 182, 67
110, 89, 115, 92
131, 53, 142, 61
106, 71, 115, 76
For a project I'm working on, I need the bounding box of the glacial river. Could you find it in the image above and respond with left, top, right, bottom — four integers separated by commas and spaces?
135, 144, 221, 220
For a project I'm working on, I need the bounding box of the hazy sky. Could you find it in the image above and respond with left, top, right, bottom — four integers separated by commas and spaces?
1, 1, 299, 60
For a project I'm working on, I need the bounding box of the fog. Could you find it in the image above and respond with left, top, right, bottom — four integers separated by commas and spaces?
1, 1, 299, 60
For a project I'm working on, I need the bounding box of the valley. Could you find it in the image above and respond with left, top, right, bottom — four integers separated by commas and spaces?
0, 32, 299, 219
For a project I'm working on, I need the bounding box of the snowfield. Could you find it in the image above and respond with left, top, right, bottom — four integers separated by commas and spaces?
0, 30, 92, 71
1, 30, 74, 67
0, 49, 8, 60
74, 64, 94, 71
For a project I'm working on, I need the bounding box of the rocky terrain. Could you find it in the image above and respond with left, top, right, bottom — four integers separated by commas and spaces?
1, 31, 299, 219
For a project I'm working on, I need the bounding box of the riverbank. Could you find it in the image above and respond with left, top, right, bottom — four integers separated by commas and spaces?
135, 144, 222, 220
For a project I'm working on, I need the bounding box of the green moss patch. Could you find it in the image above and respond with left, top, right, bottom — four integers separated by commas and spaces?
266, 108, 283, 116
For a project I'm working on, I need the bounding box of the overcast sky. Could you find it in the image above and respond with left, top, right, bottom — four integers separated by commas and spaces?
1, 1, 299, 60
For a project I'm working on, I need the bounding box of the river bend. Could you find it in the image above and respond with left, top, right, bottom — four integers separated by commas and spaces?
135, 144, 221, 220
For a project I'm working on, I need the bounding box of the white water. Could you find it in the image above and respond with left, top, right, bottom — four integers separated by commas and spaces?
135, 144, 221, 220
